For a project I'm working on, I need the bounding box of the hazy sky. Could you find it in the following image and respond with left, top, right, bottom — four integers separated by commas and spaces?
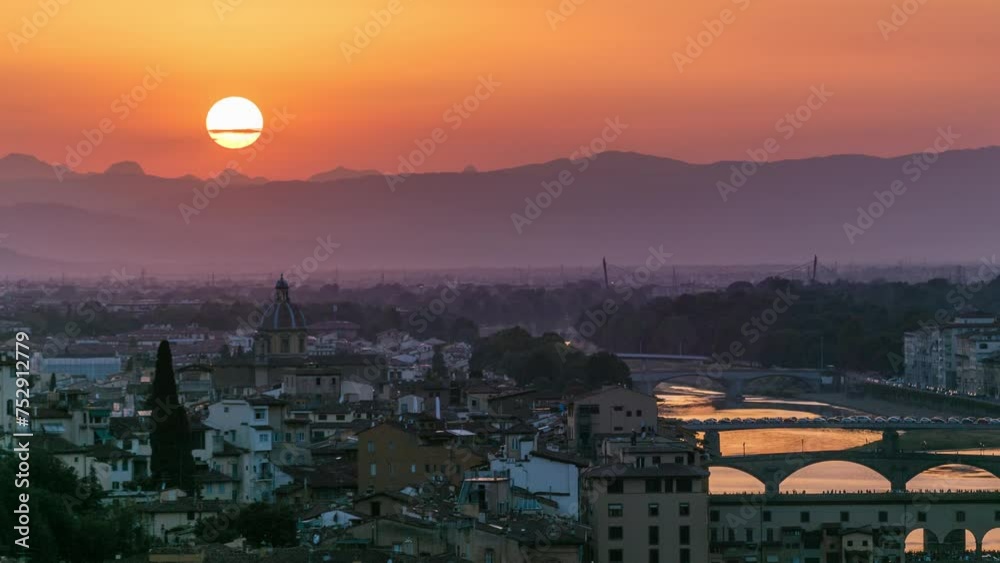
2, 0, 998, 178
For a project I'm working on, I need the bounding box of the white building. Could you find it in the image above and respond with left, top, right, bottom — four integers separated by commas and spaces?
489, 448, 588, 520
903, 312, 1000, 391
204, 399, 275, 502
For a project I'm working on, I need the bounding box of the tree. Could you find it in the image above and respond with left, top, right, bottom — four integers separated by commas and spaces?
584, 352, 631, 388
430, 345, 448, 379
237, 503, 297, 547
148, 340, 196, 494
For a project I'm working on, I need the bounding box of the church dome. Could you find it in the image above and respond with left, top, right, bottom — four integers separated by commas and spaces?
258, 275, 308, 331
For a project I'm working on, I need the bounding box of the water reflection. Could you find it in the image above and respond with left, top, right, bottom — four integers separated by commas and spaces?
656, 383, 1000, 493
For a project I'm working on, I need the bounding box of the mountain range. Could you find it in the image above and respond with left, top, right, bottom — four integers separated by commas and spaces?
1, 147, 998, 277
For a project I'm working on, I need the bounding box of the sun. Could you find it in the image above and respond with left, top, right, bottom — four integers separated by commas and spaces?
206, 97, 263, 149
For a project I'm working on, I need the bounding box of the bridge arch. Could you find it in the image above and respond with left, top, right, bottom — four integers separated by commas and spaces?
705, 466, 767, 494
982, 528, 1000, 552
941, 529, 977, 556
905, 462, 1000, 491
905, 528, 940, 554
779, 460, 891, 493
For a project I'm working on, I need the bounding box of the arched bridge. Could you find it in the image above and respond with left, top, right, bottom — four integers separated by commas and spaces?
630, 368, 832, 401
707, 450, 1000, 493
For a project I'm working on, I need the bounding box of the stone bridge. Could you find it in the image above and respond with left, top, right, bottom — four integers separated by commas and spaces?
707, 450, 1000, 493
631, 368, 830, 401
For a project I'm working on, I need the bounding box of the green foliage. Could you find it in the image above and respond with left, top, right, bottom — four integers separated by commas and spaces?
0, 450, 149, 563
148, 340, 197, 494
580, 277, 1000, 373
195, 513, 240, 544
236, 503, 297, 547
471, 327, 630, 393
430, 345, 448, 379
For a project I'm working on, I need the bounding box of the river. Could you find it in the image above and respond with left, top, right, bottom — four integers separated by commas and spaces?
656, 383, 1000, 552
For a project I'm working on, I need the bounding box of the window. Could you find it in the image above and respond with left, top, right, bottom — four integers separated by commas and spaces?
745, 529, 753, 542
648, 549, 658, 563
995, 510, 1000, 521
613, 406, 623, 412
223, 407, 229, 413
485, 549, 494, 563
840, 511, 850, 522
800, 511, 810, 523
636, 409, 643, 417
367, 441, 375, 453
679, 525, 690, 545
648, 503, 659, 517
679, 503, 690, 517
878, 511, 888, 522
319, 414, 328, 421
710, 528, 718, 542
369, 463, 377, 476
254, 410, 264, 420
613, 426, 624, 431
608, 503, 623, 518
626, 410, 632, 417
710, 510, 720, 522
648, 525, 659, 546
680, 549, 690, 563
766, 528, 774, 542
295, 432, 304, 442
957, 510, 966, 522
645, 479, 660, 493
608, 526, 623, 540
411, 464, 416, 473
609, 549, 623, 563
315, 377, 321, 386
187, 512, 195, 521
608, 480, 624, 494
652, 456, 661, 465
918, 511, 927, 522
258, 433, 268, 443
676, 478, 692, 492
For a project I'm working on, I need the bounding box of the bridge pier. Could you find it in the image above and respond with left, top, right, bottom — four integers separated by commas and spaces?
723, 379, 744, 404
889, 475, 908, 492
703, 431, 722, 458
882, 429, 900, 455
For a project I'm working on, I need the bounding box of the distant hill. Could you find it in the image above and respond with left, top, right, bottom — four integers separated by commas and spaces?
0, 153, 65, 180
0, 147, 998, 276
308, 166, 382, 182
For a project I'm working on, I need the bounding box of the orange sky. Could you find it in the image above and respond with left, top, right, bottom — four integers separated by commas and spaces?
2, 0, 998, 179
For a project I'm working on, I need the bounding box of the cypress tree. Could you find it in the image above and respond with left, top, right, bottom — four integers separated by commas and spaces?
148, 340, 196, 494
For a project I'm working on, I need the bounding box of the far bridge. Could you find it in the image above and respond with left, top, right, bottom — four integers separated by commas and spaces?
630, 368, 834, 402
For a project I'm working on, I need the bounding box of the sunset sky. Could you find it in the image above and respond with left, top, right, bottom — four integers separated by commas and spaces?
2, 0, 998, 179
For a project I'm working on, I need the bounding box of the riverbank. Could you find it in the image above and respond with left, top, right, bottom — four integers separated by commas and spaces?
804, 391, 969, 418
